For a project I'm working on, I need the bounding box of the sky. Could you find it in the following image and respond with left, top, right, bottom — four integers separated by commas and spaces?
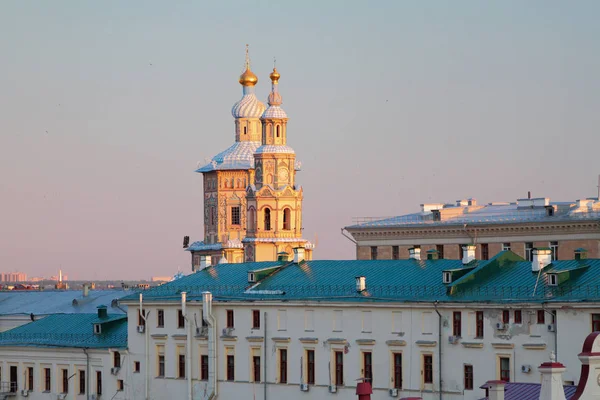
1, 1, 599, 280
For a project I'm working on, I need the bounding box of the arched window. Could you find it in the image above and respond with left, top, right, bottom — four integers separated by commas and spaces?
283, 208, 291, 230
276, 125, 280, 138
264, 208, 271, 231
244, 126, 247, 135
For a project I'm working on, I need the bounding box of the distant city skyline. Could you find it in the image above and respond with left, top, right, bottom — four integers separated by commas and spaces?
1, 1, 599, 279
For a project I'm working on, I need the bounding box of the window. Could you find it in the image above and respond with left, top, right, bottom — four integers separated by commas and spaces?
392, 246, 399, 260
62, 369, 69, 393
481, 243, 489, 260
370, 246, 378, 260
334, 351, 344, 386
227, 355, 235, 381
9, 366, 17, 393
178, 309, 185, 328
525, 242, 534, 262
279, 349, 288, 383
502, 243, 511, 251
134, 361, 140, 373
502, 310, 510, 324
592, 314, 600, 332
436, 245, 444, 259
96, 371, 102, 396
44, 368, 51, 392
537, 310, 545, 324
157, 309, 164, 327
306, 350, 315, 385
500, 357, 510, 382
94, 324, 101, 334
550, 241, 559, 261
514, 310, 522, 324
453, 311, 462, 337
79, 370, 85, 394
476, 311, 484, 338
423, 355, 433, 384
464, 365, 474, 390
231, 206, 240, 226
432, 210, 441, 221
243, 126, 247, 135
276, 125, 280, 137
549, 274, 558, 286
393, 353, 402, 389
252, 310, 260, 329
363, 352, 372, 384
178, 354, 186, 378
253, 356, 261, 382
113, 352, 121, 368
157, 346, 165, 377
117, 380, 124, 391
264, 208, 271, 231
283, 208, 291, 230
138, 309, 146, 326
26, 367, 33, 391
226, 310, 234, 328
201, 355, 209, 380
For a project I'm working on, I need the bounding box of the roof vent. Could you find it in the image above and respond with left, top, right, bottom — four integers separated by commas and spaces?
532, 248, 552, 272
277, 252, 290, 262
409, 247, 421, 261
462, 245, 476, 264
97, 305, 108, 319
293, 247, 306, 264
356, 276, 366, 292
575, 248, 588, 260
427, 249, 439, 260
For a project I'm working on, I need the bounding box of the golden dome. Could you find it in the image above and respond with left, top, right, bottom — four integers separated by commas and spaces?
239, 67, 258, 86
269, 67, 280, 83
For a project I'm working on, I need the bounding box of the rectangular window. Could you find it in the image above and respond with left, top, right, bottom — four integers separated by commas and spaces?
157, 309, 164, 327
453, 311, 462, 337
117, 380, 124, 391
436, 245, 444, 259
592, 314, 600, 332
114, 351, 121, 368
134, 361, 140, 373
307, 350, 315, 385
157, 346, 165, 377
514, 310, 522, 324
363, 352, 372, 384
502, 309, 510, 324
62, 369, 69, 393
44, 368, 51, 392
464, 365, 474, 390
252, 310, 260, 329
96, 371, 102, 396
481, 243, 489, 260
226, 355, 235, 381
525, 242, 534, 262
476, 311, 484, 338
253, 356, 261, 382
335, 351, 344, 386
279, 349, 288, 383
178, 309, 185, 328
178, 354, 186, 378
392, 246, 399, 260
500, 357, 510, 382
27, 367, 33, 391
550, 241, 559, 261
502, 242, 511, 251
201, 355, 209, 381
393, 353, 402, 389
231, 206, 241, 226
370, 246, 378, 260
138, 309, 146, 326
537, 310, 545, 324
79, 370, 85, 394
423, 355, 433, 384
9, 366, 17, 393
226, 310, 234, 328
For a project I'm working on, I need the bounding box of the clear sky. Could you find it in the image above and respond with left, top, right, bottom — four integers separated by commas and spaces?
1, 1, 599, 280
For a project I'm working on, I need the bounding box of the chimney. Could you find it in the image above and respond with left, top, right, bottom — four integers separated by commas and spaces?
409, 247, 421, 260
484, 380, 506, 400
532, 248, 552, 272
356, 276, 366, 292
97, 305, 108, 319
293, 247, 306, 263
181, 292, 187, 319
59, 269, 63, 283
83, 283, 89, 297
538, 353, 567, 400
199, 255, 212, 271
462, 245, 476, 264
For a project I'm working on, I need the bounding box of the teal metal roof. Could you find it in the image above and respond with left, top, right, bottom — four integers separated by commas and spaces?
0, 290, 127, 316
0, 313, 127, 349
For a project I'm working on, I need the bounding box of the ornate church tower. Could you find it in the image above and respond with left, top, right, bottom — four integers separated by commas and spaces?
244, 67, 314, 262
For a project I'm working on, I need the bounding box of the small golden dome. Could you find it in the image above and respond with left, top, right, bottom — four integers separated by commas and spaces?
239, 67, 258, 86
269, 67, 280, 83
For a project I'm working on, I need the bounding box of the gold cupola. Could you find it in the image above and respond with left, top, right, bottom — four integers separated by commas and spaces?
269, 67, 280, 83
239, 44, 258, 87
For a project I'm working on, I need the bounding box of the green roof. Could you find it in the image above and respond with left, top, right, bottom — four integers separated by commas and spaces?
0, 313, 127, 349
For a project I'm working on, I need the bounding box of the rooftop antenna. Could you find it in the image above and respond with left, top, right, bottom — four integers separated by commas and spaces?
597, 174, 600, 200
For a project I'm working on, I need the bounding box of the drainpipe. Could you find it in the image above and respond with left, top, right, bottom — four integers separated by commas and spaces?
139, 294, 149, 400
264, 311, 268, 400
433, 302, 443, 400
182, 292, 192, 400
83, 348, 90, 400
202, 291, 218, 400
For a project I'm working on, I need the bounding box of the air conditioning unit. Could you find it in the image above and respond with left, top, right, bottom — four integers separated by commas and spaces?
496, 322, 506, 330
196, 326, 208, 336
548, 324, 556, 332
521, 365, 532, 373
137, 325, 145, 333
389, 388, 399, 397
222, 327, 234, 336
21, 390, 29, 397
110, 367, 120, 375
57, 394, 67, 400
300, 383, 309, 392
448, 335, 459, 344
328, 385, 337, 393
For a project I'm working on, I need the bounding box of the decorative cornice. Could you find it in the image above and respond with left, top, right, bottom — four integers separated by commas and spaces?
385, 340, 406, 347
299, 337, 319, 344
246, 336, 264, 343
492, 343, 515, 349
271, 337, 291, 343
461, 342, 484, 349
220, 336, 238, 341
523, 343, 547, 350
171, 334, 187, 340
416, 340, 437, 347
151, 334, 168, 340
355, 339, 376, 346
